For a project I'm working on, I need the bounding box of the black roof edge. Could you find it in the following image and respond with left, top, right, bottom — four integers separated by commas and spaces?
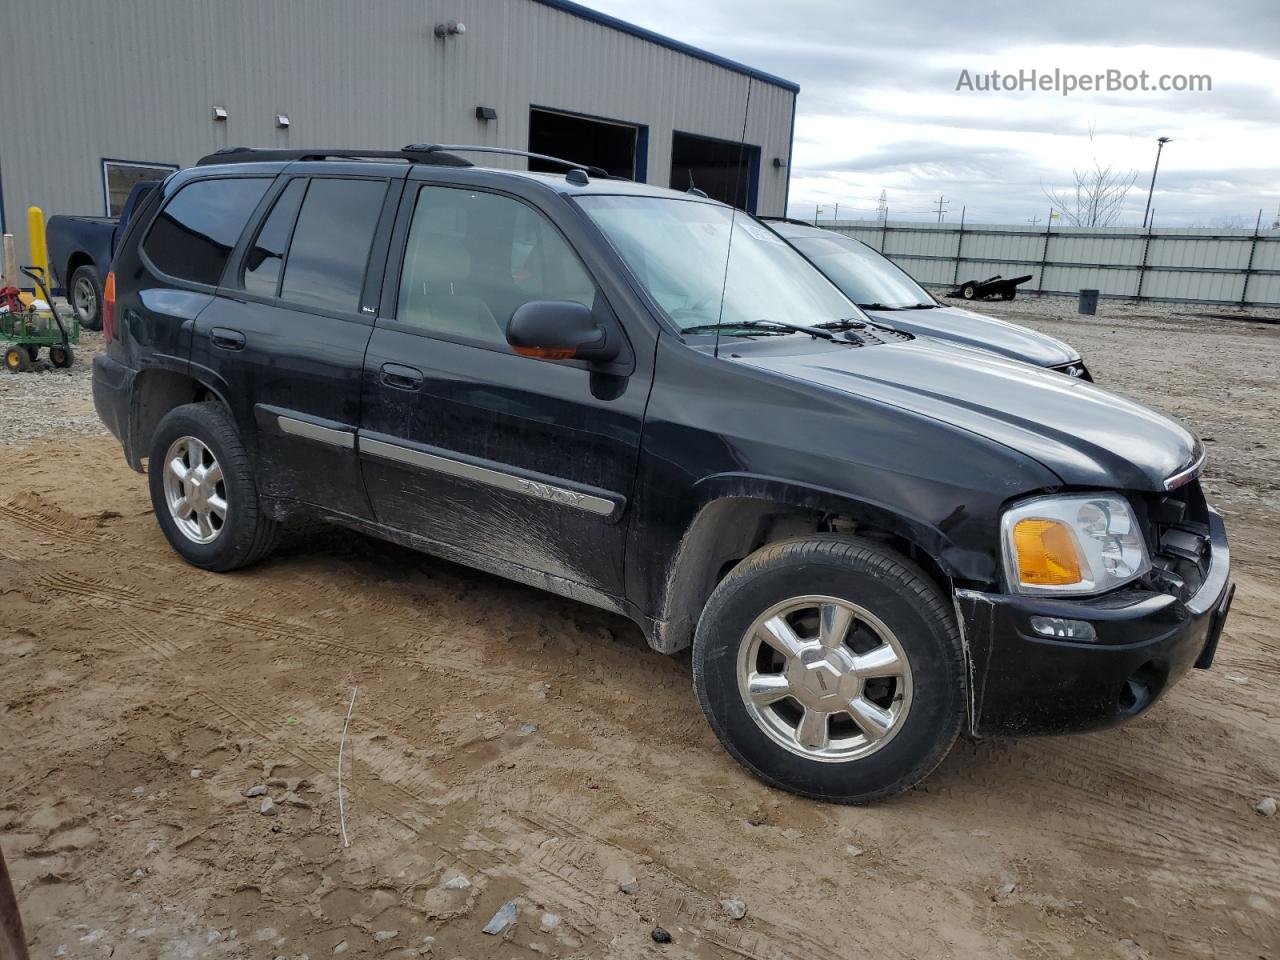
759, 216, 824, 228
529, 0, 800, 94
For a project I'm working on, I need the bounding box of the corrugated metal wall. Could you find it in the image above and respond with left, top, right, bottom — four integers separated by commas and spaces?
827, 220, 1280, 307
0, 0, 795, 275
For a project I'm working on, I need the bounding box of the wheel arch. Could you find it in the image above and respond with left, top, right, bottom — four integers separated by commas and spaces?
648, 475, 964, 654
127, 367, 231, 471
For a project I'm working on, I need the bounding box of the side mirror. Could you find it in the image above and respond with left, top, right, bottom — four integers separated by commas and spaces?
506, 300, 619, 363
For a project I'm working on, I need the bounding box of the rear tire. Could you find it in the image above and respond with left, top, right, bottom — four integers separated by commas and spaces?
148, 402, 280, 571
69, 266, 103, 331
49, 345, 73, 368
692, 535, 965, 804
960, 282, 977, 300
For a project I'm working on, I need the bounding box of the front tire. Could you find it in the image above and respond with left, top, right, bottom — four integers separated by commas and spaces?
693, 536, 965, 804
69, 266, 103, 331
3, 347, 30, 373
960, 282, 978, 300
148, 403, 279, 571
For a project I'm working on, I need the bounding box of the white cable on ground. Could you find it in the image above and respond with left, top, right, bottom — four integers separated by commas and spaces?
338, 685, 358, 848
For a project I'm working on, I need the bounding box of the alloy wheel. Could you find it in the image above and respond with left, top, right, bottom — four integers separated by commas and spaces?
161, 436, 227, 543
736, 595, 913, 762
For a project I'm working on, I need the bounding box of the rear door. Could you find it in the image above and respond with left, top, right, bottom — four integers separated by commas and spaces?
191, 171, 403, 519
358, 175, 653, 598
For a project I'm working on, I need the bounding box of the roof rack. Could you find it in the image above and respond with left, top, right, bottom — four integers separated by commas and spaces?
197, 143, 628, 183
404, 143, 617, 180
196, 146, 474, 167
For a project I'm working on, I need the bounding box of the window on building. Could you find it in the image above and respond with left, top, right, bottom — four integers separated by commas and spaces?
143, 177, 271, 286
669, 133, 759, 212
528, 108, 640, 180
279, 178, 387, 314
397, 186, 596, 347
242, 179, 306, 297
102, 160, 177, 218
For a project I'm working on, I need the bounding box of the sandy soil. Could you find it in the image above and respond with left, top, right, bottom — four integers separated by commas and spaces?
1, 303, 1278, 960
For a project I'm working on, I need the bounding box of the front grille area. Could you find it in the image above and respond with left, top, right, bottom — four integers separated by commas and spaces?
1139, 479, 1212, 601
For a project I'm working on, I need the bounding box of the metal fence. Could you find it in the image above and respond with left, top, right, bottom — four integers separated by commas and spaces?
822, 219, 1280, 307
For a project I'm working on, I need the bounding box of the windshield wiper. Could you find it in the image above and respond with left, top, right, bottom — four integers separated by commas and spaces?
683, 319, 834, 341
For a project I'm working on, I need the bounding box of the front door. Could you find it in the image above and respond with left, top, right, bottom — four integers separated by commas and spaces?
358, 180, 650, 598
191, 173, 400, 519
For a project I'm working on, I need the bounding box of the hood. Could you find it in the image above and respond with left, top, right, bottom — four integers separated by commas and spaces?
860, 304, 1079, 368
737, 337, 1200, 492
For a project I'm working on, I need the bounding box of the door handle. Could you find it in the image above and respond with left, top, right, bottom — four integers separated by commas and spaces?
210, 327, 246, 351
380, 362, 424, 391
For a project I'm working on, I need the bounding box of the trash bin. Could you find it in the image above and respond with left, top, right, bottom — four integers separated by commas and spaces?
1078, 289, 1099, 315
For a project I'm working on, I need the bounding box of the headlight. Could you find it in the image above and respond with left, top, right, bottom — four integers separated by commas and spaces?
1001, 494, 1150, 596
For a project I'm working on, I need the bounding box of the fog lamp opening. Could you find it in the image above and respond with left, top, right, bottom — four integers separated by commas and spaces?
1029, 616, 1097, 641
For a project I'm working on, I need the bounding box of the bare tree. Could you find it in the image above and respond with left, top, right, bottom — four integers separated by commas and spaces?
1042, 160, 1139, 227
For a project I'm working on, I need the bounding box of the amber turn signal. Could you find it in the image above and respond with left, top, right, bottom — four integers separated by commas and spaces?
1012, 518, 1083, 586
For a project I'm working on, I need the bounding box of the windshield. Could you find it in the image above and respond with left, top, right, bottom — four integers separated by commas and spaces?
576, 196, 859, 333
789, 234, 934, 309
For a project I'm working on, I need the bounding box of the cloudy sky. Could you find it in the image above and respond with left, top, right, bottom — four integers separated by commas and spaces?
588, 0, 1280, 226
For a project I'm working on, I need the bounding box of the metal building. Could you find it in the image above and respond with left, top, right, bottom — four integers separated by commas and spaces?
0, 0, 798, 274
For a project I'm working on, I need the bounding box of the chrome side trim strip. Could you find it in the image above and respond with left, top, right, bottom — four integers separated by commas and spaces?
359, 437, 616, 517
1164, 450, 1206, 491
277, 415, 355, 449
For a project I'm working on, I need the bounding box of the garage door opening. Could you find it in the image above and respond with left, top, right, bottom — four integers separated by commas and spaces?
669, 132, 759, 213
528, 108, 641, 180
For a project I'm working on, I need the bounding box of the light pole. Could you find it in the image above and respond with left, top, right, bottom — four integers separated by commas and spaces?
1142, 136, 1171, 229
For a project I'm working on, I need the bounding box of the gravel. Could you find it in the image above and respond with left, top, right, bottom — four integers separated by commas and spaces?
0, 326, 107, 444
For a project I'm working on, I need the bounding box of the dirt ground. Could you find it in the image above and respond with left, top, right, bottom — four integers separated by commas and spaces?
2, 299, 1278, 960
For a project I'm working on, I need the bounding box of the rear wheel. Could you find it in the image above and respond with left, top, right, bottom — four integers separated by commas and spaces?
69, 266, 103, 331
960, 282, 978, 300
1000, 289, 1016, 301
3, 346, 30, 373
148, 403, 279, 571
49, 345, 73, 368
693, 536, 965, 803
25, 346, 39, 363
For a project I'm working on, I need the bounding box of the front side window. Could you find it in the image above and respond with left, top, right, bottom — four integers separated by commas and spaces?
396, 186, 595, 347
577, 195, 856, 335
242, 179, 306, 297
279, 178, 387, 313
143, 178, 270, 286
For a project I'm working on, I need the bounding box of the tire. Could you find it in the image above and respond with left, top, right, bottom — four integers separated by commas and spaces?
26, 346, 40, 363
960, 282, 977, 300
69, 265, 103, 331
692, 535, 965, 804
1000, 290, 1016, 301
3, 346, 30, 373
49, 345, 73, 368
147, 402, 280, 571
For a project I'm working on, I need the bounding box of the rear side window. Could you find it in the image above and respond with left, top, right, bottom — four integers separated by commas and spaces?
242, 178, 306, 297
279, 178, 387, 313
143, 178, 270, 285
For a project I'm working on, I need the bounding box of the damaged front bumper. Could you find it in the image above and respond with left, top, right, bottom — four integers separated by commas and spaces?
955, 509, 1233, 736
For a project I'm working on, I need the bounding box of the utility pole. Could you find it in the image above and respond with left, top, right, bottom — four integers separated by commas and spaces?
933, 195, 950, 223
1142, 136, 1171, 229
1027, 215, 1041, 226
832, 202, 839, 223
876, 190, 888, 223
814, 203, 824, 226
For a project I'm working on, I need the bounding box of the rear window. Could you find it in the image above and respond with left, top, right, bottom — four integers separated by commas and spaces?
142, 178, 270, 286
279, 178, 387, 314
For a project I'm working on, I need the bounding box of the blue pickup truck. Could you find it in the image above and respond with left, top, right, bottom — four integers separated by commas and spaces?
46, 180, 160, 330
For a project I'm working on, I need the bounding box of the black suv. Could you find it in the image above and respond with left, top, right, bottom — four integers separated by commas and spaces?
93, 145, 1233, 803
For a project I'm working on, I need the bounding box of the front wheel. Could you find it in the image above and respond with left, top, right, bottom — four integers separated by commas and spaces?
3, 346, 31, 373
960, 282, 978, 300
693, 536, 965, 803
148, 402, 279, 571
49, 345, 73, 368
